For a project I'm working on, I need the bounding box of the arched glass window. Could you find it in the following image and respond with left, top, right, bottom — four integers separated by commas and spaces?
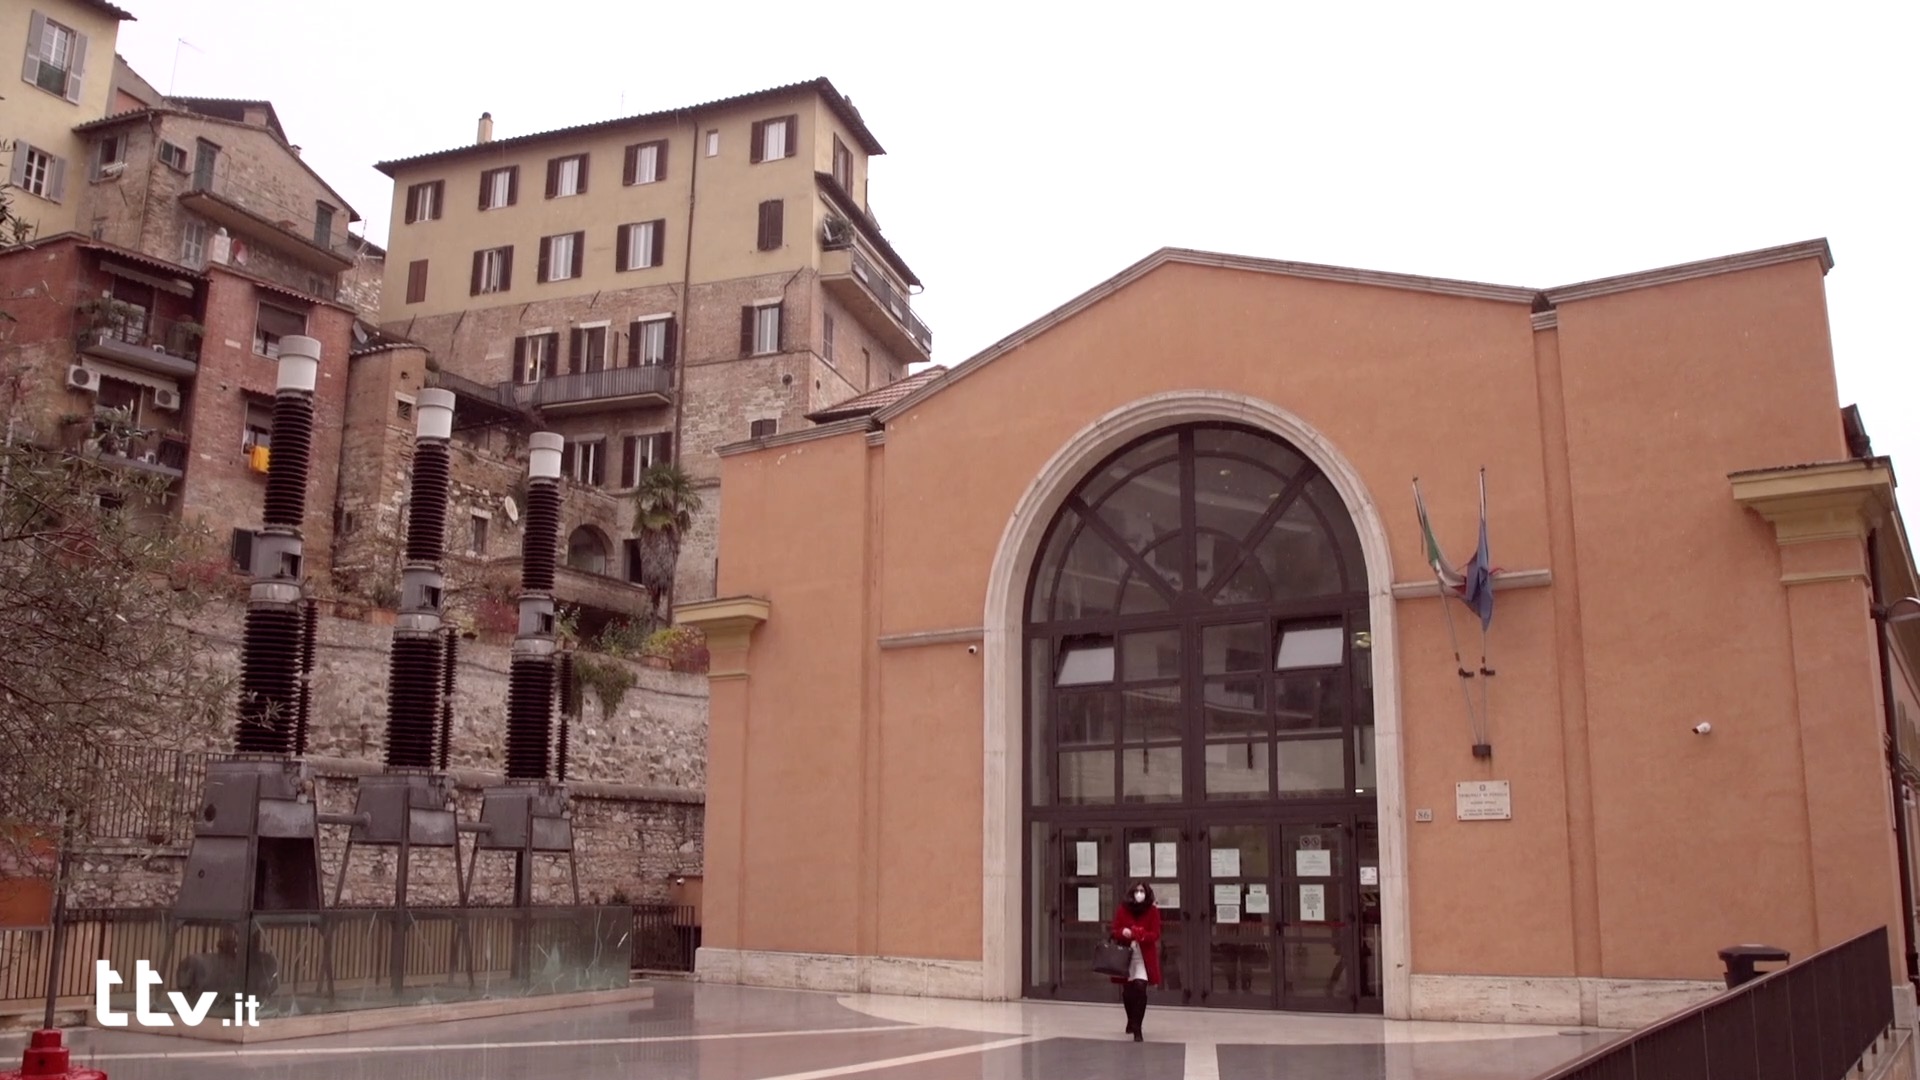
566, 525, 611, 576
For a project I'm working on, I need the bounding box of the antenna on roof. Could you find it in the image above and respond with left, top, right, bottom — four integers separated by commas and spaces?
167, 38, 202, 97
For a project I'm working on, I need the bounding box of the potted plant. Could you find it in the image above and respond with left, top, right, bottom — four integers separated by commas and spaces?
169, 320, 207, 356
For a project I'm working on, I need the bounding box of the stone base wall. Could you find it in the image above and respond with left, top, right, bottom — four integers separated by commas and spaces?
60, 599, 707, 912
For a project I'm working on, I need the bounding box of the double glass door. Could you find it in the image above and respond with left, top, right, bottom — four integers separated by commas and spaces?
1036, 811, 1380, 1012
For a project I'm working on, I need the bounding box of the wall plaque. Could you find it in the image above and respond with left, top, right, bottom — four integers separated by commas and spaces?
1455, 780, 1512, 821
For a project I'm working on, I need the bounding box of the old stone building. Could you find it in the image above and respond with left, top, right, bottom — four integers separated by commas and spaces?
373, 77, 933, 612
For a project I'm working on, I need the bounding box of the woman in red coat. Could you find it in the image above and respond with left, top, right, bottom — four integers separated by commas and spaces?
1110, 881, 1162, 1041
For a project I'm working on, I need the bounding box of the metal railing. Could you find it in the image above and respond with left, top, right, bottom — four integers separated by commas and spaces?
76, 314, 203, 363
523, 364, 674, 409
2, 906, 634, 1013
848, 249, 933, 354
1533, 926, 1895, 1080
632, 904, 698, 972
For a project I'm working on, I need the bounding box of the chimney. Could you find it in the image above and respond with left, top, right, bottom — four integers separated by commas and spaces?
209, 227, 232, 266
289, 145, 301, 158
477, 112, 494, 145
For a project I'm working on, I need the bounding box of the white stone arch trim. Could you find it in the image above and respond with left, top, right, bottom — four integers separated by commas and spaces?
980, 389, 1411, 1018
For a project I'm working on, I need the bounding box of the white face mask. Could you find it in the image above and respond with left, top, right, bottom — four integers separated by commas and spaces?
1132, 891, 1147, 904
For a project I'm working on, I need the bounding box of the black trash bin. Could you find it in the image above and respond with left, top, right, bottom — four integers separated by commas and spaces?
1718, 944, 1790, 989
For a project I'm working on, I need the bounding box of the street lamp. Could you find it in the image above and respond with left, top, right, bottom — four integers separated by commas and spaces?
1877, 597, 1920, 624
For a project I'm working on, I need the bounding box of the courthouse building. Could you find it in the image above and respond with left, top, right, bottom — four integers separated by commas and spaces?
679, 239, 1920, 1029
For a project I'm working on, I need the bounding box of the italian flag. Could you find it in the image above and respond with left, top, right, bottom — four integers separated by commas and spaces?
1413, 480, 1465, 594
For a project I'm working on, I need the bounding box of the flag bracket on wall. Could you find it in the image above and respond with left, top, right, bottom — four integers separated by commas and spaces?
1413, 469, 1501, 760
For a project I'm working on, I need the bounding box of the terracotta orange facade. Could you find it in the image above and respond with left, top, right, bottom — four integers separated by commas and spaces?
681, 239, 1920, 1028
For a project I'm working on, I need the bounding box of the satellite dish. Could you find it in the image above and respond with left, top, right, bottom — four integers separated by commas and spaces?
502, 495, 519, 524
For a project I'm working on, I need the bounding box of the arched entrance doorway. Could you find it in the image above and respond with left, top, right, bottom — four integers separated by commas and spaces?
1022, 422, 1381, 1013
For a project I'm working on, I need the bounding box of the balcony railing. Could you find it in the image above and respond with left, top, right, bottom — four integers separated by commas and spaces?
519, 363, 674, 411
76, 314, 202, 379
848, 249, 933, 355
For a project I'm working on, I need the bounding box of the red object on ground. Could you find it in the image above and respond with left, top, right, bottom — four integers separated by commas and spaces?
0, 1030, 106, 1080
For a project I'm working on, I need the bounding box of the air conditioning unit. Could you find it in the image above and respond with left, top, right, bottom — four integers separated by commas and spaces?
153, 387, 182, 411
67, 365, 100, 393
100, 162, 125, 178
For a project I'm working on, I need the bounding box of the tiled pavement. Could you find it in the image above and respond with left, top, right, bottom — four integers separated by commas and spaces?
4, 981, 1620, 1079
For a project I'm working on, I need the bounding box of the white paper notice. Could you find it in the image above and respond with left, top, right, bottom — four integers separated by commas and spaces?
1075, 841, 1098, 877
1210, 848, 1241, 877
1218, 903, 1241, 924
1246, 885, 1271, 915
1300, 884, 1326, 922
1077, 887, 1100, 923
1154, 842, 1178, 878
1213, 883, 1240, 907
1128, 842, 1152, 879
1360, 866, 1379, 886
1155, 883, 1180, 908
1295, 849, 1331, 877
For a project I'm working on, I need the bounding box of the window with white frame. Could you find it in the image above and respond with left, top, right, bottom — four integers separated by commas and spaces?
181, 219, 208, 267
539, 232, 583, 283
92, 134, 126, 179
24, 12, 83, 100
405, 180, 443, 223
619, 219, 662, 271
632, 317, 670, 366
705, 130, 719, 157
624, 140, 665, 185
469, 513, 489, 555
547, 154, 586, 198
157, 141, 188, 172
12, 144, 65, 202
751, 115, 795, 163
472, 245, 512, 294
514, 331, 558, 384
480, 166, 516, 210
242, 401, 273, 452
563, 438, 605, 486
744, 302, 782, 356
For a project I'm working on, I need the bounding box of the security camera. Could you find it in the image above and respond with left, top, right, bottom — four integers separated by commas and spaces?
967, 645, 979, 655
1692, 722, 1713, 736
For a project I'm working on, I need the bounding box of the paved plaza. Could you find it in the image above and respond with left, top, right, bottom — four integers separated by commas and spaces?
5, 981, 1621, 1080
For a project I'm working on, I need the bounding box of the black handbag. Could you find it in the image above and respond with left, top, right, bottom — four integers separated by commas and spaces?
1092, 939, 1132, 978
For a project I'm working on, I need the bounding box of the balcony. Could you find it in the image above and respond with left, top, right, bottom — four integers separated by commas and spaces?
177, 189, 354, 274
73, 426, 190, 481
821, 246, 933, 362
76, 315, 202, 380
514, 364, 674, 414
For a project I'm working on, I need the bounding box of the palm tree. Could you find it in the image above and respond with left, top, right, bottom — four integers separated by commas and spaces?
632, 462, 702, 627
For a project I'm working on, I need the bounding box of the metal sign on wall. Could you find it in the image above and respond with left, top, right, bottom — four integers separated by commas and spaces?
1455, 780, 1512, 821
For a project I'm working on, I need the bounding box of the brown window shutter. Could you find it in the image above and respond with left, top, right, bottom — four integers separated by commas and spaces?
545, 158, 558, 199
570, 231, 584, 279
621, 436, 637, 488
740, 307, 754, 357
783, 115, 799, 157
577, 154, 589, 193
656, 140, 668, 181
561, 442, 575, 477
623, 144, 638, 186
469, 250, 483, 295
406, 260, 427, 304
507, 166, 519, 206
757, 199, 783, 250
773, 302, 784, 352
660, 432, 674, 464
433, 180, 445, 218
627, 321, 641, 366
405, 186, 418, 225
477, 172, 489, 211
616, 224, 630, 271
500, 246, 514, 290
650, 218, 666, 267
664, 317, 677, 365
513, 336, 527, 383
537, 238, 550, 284
569, 328, 584, 375
592, 446, 605, 487
750, 120, 765, 163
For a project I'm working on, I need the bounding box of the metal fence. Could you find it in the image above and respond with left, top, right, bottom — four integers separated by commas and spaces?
633, 904, 698, 972
1534, 926, 1895, 1080
2, 905, 634, 1012
78, 745, 209, 848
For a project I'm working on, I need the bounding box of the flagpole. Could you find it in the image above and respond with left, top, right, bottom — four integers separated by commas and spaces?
1414, 479, 1487, 749
1474, 467, 1495, 760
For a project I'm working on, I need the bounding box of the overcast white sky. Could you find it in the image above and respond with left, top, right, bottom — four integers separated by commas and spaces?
119, 0, 1919, 521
